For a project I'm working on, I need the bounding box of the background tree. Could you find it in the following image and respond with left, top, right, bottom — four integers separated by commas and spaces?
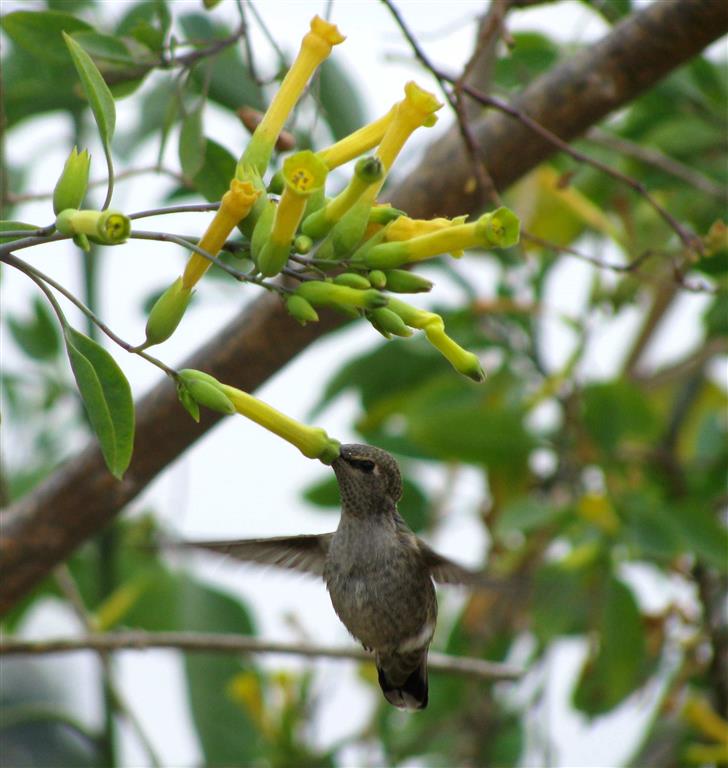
1, 1, 726, 766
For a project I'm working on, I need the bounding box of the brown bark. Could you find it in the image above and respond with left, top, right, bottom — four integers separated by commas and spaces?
1, 0, 726, 615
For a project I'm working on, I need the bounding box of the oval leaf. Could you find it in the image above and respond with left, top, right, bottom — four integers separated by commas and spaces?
179, 104, 205, 178
63, 30, 116, 195
64, 327, 134, 478
1, 10, 92, 64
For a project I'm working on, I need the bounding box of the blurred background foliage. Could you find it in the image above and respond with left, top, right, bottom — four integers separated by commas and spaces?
1, 1, 726, 766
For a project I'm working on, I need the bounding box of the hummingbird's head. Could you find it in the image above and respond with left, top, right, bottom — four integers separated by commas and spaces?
332, 443, 403, 513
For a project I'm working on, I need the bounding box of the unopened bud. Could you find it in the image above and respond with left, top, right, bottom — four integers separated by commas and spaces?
295, 280, 387, 311
285, 294, 319, 325
53, 147, 90, 215
383, 269, 433, 293
333, 272, 371, 289
178, 369, 236, 414
144, 277, 193, 347
368, 307, 412, 339
368, 270, 387, 289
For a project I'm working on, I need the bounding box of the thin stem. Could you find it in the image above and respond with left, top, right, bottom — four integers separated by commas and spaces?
0, 631, 524, 681
129, 202, 220, 220
6, 166, 186, 205
0, 231, 66, 256
1, 252, 176, 377
101, 150, 114, 212
129, 230, 283, 294
54, 566, 162, 768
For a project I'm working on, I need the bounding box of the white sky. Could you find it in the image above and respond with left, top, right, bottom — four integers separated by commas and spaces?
1, 2, 721, 767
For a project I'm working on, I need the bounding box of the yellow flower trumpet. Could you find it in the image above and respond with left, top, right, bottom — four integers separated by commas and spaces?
258, 150, 328, 276
182, 179, 260, 289
238, 16, 345, 176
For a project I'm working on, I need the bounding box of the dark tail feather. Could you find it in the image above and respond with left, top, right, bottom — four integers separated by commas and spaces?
377, 654, 428, 711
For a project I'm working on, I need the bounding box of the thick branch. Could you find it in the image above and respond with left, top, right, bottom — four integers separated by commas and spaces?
0, 632, 522, 681
388, 0, 728, 217
1, 0, 725, 615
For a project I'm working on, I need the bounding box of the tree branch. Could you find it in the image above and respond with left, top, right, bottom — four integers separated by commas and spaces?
0, 632, 522, 681
1, 0, 725, 615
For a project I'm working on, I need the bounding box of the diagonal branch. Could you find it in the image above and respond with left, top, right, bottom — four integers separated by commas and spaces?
0, 631, 523, 681
1, 0, 725, 616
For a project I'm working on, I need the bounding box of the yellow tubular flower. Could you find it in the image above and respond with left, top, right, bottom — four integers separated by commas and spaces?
258, 150, 329, 276
376, 82, 442, 173
181, 180, 260, 289
221, 384, 340, 463
317, 105, 396, 170
239, 16, 345, 175
357, 82, 442, 209
362, 207, 520, 268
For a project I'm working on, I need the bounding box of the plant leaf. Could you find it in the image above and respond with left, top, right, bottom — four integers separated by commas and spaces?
63, 30, 116, 202
7, 297, 61, 361
179, 104, 205, 178
1, 10, 92, 63
64, 327, 134, 478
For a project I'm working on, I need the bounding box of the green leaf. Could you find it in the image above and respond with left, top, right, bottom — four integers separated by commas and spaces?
179, 104, 205, 178
494, 498, 566, 539
494, 32, 559, 91
0, 221, 39, 243
665, 502, 728, 573
532, 563, 594, 642
582, 380, 658, 455
317, 58, 367, 141
1, 10, 92, 63
573, 577, 648, 715
64, 327, 134, 478
192, 140, 237, 203
178, 13, 263, 112
7, 297, 61, 361
63, 31, 116, 189
178, 577, 263, 766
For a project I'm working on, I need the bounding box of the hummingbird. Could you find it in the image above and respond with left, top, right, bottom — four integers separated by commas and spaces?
175, 444, 492, 710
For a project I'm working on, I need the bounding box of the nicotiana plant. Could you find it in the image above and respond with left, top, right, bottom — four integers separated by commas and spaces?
1, 15, 520, 479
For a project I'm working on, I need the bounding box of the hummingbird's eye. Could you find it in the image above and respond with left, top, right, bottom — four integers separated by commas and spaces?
348, 458, 375, 473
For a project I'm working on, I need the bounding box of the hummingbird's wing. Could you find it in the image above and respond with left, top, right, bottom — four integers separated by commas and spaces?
169, 534, 333, 578
417, 540, 519, 591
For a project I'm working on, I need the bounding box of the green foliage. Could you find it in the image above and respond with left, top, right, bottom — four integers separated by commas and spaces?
64, 327, 134, 478
2, 3, 726, 767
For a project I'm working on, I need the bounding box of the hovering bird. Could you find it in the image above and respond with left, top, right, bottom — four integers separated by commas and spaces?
174, 444, 496, 710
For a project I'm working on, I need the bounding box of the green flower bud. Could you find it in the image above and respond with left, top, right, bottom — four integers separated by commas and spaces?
55, 208, 131, 244
268, 170, 284, 195
333, 272, 371, 289
258, 239, 291, 277
286, 294, 319, 325
329, 199, 370, 258
383, 269, 433, 293
250, 199, 277, 265
178, 369, 236, 415
294, 234, 313, 253
368, 307, 412, 339
53, 147, 90, 215
144, 277, 193, 347
368, 270, 387, 289
295, 280, 387, 311
177, 382, 200, 422
368, 206, 406, 226
355, 156, 384, 184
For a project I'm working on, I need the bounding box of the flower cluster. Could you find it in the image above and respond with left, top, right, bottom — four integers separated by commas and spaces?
208, 16, 517, 383
51, 16, 521, 464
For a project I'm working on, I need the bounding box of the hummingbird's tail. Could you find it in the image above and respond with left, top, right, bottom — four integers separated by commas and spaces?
376, 651, 428, 710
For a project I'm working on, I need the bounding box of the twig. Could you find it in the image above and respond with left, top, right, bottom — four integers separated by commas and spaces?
1, 252, 176, 378
5, 166, 187, 205
129, 230, 283, 293
53, 566, 162, 768
585, 127, 727, 201
381, 0, 500, 204
129, 202, 221, 220
452, 78, 702, 256
0, 631, 524, 681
